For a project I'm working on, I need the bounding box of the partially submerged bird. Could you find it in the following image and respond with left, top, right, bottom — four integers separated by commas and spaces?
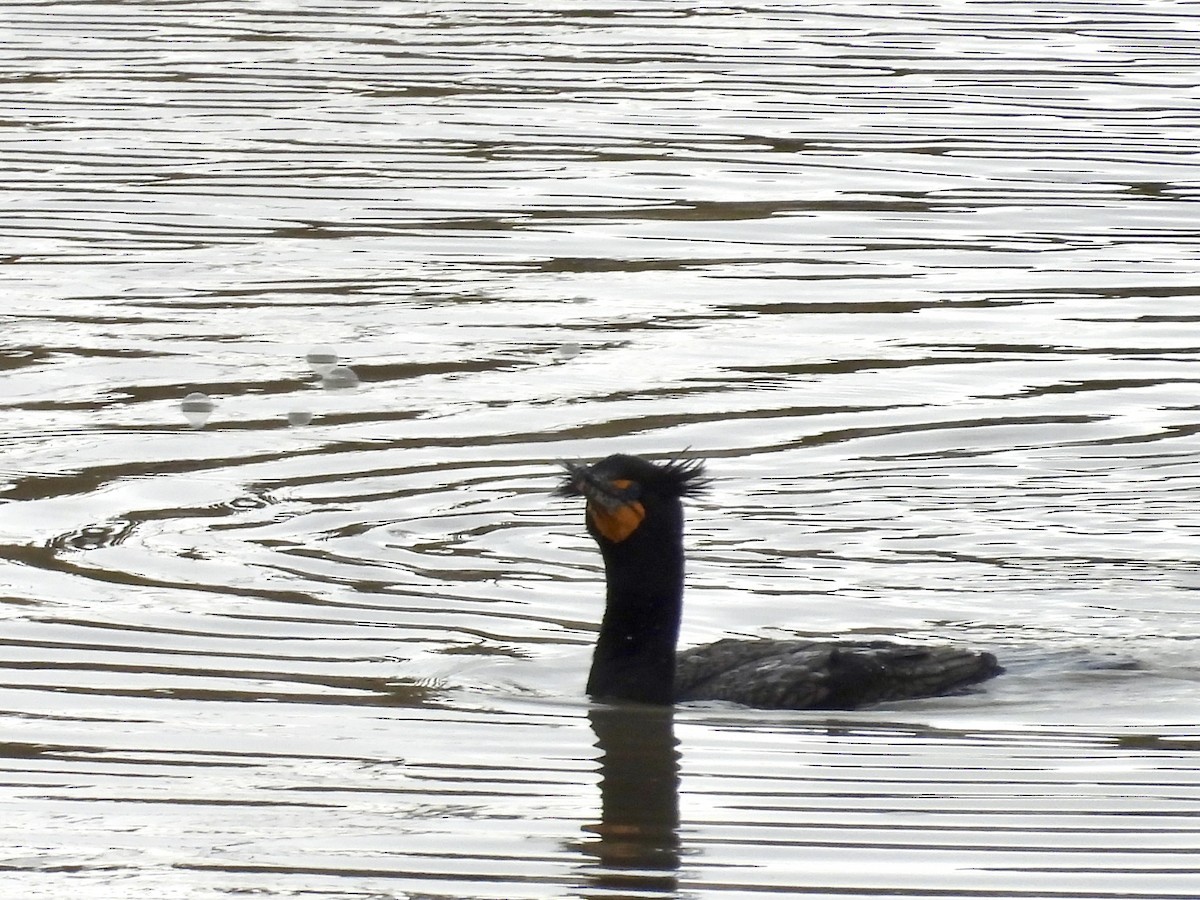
557, 453, 1002, 709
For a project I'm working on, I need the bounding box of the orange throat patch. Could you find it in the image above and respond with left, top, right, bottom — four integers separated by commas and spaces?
587, 500, 646, 543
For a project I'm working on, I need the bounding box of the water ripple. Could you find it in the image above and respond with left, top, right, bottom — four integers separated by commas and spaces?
3, 1, 1200, 897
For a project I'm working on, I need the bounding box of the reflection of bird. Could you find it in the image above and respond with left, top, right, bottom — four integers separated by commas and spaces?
558, 454, 1002, 709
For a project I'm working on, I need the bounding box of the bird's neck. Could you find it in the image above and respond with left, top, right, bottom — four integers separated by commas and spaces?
587, 538, 684, 705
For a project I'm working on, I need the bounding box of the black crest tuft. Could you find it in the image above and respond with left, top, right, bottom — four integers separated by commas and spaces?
655, 456, 710, 498
556, 453, 709, 500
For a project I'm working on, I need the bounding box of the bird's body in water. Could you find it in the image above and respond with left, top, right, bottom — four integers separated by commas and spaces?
557, 453, 1002, 710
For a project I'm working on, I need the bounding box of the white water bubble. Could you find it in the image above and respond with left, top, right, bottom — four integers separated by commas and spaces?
180, 392, 214, 429
555, 342, 581, 360
321, 366, 359, 391
306, 346, 338, 376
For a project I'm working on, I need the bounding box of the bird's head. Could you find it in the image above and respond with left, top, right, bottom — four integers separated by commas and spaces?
556, 453, 708, 546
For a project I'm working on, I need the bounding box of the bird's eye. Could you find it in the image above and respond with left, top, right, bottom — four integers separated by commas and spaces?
609, 478, 641, 501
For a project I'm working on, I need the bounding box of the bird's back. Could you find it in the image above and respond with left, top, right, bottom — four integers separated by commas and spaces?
675, 638, 1002, 710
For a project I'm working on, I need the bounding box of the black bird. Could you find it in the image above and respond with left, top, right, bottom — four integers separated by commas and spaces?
557, 453, 1002, 709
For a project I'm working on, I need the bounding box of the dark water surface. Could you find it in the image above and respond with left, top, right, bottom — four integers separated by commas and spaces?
4, 1, 1200, 897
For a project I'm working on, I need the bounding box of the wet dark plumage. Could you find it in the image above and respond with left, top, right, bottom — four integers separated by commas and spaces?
558, 453, 1002, 710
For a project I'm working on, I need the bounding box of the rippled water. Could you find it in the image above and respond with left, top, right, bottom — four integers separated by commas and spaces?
4, 1, 1200, 897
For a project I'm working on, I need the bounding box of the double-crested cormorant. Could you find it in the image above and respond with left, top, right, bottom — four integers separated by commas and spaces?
557, 453, 1002, 709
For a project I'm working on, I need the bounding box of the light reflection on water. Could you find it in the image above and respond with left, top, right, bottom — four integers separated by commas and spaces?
3, 0, 1200, 897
